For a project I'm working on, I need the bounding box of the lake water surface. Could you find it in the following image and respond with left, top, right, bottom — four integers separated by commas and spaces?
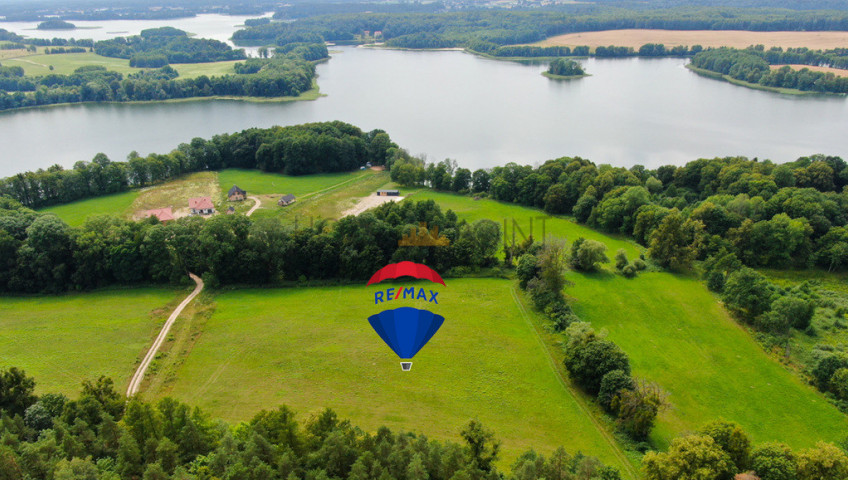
1, 46, 847, 177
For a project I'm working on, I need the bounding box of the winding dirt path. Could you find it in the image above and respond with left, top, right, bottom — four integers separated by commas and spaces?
246, 196, 261, 216
126, 273, 204, 397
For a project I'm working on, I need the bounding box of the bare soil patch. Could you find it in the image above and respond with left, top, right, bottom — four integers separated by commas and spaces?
534, 30, 848, 49
131, 172, 219, 220
341, 193, 404, 217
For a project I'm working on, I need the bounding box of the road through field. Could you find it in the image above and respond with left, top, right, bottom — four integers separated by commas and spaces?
126, 273, 204, 396
246, 196, 261, 216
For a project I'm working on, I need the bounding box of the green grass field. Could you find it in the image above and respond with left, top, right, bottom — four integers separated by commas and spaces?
566, 271, 848, 450
218, 169, 369, 197
2, 52, 237, 79
39, 190, 139, 227
408, 191, 642, 259
0, 288, 181, 396
148, 279, 630, 470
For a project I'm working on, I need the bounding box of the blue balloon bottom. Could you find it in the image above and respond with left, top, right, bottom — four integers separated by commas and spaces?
368, 307, 444, 359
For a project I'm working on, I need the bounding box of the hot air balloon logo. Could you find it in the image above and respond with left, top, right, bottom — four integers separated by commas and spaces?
367, 262, 445, 371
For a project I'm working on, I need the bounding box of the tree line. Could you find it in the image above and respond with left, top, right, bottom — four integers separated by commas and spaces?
93, 27, 246, 66
465, 41, 704, 58
0, 192, 503, 293
691, 47, 848, 94
0, 367, 626, 480
231, 7, 848, 47
389, 154, 848, 273
0, 53, 317, 112
0, 122, 389, 209
515, 240, 663, 443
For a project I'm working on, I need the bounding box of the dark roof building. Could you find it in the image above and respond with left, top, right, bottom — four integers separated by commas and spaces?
278, 194, 296, 206
228, 185, 247, 201
377, 189, 400, 196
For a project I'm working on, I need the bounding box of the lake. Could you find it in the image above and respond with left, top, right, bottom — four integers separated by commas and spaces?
1, 46, 847, 177
0, 13, 270, 50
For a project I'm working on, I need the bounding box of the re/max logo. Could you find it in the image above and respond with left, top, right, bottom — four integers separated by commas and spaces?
375, 287, 439, 304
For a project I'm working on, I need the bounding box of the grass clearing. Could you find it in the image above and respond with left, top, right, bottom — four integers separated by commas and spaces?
2, 51, 238, 79
147, 279, 630, 470
0, 288, 182, 396
218, 169, 368, 197
39, 190, 139, 226
250, 170, 394, 222
407, 191, 643, 259
566, 271, 848, 450
534, 29, 848, 50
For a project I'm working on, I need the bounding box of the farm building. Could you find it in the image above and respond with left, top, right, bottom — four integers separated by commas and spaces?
143, 208, 174, 223
278, 194, 296, 206
189, 197, 215, 215
377, 189, 400, 196
226, 206, 235, 215
228, 185, 247, 201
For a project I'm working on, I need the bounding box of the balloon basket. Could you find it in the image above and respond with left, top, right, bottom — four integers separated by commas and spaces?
400, 362, 412, 371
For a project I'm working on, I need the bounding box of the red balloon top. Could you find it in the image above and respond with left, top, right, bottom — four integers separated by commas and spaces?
366, 261, 446, 286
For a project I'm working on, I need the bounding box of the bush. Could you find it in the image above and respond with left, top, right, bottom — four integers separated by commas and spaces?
570, 237, 610, 272
544, 300, 578, 332
622, 264, 638, 278
615, 249, 629, 270
750, 442, 797, 480
564, 336, 630, 395
613, 381, 666, 440
831, 368, 848, 400
771, 295, 815, 331
633, 258, 647, 271
700, 420, 752, 472
706, 271, 725, 292
598, 369, 635, 413
813, 354, 848, 390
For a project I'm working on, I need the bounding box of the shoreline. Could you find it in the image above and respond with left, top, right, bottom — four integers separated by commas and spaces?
684, 63, 844, 96
542, 71, 590, 80
0, 81, 323, 115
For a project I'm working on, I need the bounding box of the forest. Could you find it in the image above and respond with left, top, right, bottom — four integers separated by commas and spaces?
0, 53, 318, 111
93, 27, 246, 66
0, 122, 387, 208
0, 195, 503, 293
231, 7, 848, 47
0, 368, 629, 480
690, 47, 848, 93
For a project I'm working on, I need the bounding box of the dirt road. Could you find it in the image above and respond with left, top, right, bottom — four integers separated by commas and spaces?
126, 273, 204, 397
246, 196, 261, 216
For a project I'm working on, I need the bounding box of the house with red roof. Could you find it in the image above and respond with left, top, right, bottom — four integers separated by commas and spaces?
143, 207, 174, 223
189, 197, 215, 215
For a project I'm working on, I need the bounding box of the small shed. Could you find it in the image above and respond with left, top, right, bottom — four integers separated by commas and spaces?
189, 197, 215, 215
278, 194, 296, 206
226, 206, 235, 215
377, 189, 400, 196
228, 185, 246, 201
143, 207, 174, 223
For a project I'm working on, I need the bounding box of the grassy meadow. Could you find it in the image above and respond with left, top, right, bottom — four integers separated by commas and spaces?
2, 51, 238, 79
146, 279, 632, 471
566, 271, 848, 450
0, 288, 181, 396
218, 169, 370, 197
40, 190, 139, 226
408, 191, 642, 258
421, 192, 847, 449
